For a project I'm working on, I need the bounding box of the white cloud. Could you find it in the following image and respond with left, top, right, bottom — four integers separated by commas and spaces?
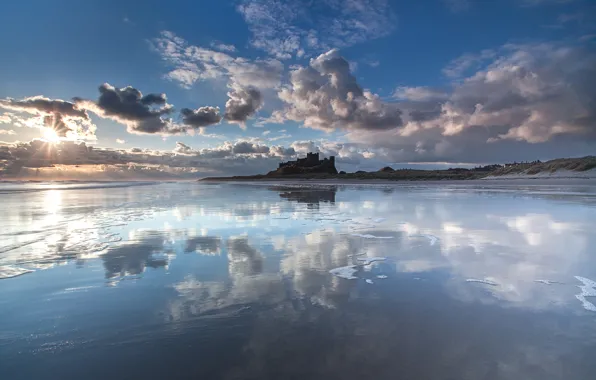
116, 138, 126, 144
210, 41, 237, 52
345, 41, 596, 163
393, 86, 449, 101
267, 133, 292, 141
0, 129, 16, 135
236, 0, 397, 59
151, 31, 283, 90
277, 49, 402, 131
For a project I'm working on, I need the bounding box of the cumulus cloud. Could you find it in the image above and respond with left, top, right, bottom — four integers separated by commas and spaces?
75, 83, 174, 135
428, 43, 595, 143
116, 139, 125, 144
173, 141, 194, 155
0, 96, 96, 140
276, 49, 402, 131
0, 129, 16, 135
236, 0, 397, 59
151, 31, 280, 128
180, 106, 222, 128
224, 84, 264, 125
339, 41, 596, 163
232, 141, 270, 154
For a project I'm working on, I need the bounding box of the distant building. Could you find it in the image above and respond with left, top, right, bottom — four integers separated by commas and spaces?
274, 152, 337, 175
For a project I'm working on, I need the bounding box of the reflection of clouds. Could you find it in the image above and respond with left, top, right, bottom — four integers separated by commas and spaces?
390, 201, 594, 311
279, 229, 400, 307
169, 236, 284, 321
184, 236, 221, 255
227, 236, 264, 276
273, 185, 337, 208
101, 230, 173, 280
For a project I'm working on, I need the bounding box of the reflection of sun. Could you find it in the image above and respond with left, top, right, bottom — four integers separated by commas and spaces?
43, 128, 60, 143
44, 189, 63, 216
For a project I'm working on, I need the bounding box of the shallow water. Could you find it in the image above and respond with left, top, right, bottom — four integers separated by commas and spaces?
1, 181, 596, 380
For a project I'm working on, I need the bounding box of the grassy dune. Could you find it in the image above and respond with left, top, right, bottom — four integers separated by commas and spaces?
201, 156, 596, 182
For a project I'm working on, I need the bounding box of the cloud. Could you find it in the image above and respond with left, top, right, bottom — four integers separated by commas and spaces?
393, 86, 449, 101
173, 141, 194, 155
442, 49, 496, 78
0, 96, 96, 140
0, 139, 301, 180
277, 49, 402, 131
116, 139, 125, 144
151, 31, 283, 90
339, 41, 596, 163
267, 133, 292, 141
236, 0, 397, 59
211, 42, 236, 52
180, 106, 222, 128
232, 141, 270, 154
224, 84, 264, 125
0, 129, 16, 135
75, 83, 175, 135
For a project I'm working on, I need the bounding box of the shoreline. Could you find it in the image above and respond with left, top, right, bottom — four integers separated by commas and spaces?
200, 177, 596, 187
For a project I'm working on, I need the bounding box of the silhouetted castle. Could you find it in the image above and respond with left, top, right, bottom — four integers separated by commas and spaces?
270, 152, 337, 175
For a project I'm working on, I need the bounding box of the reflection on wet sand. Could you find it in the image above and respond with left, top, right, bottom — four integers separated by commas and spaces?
101, 230, 172, 281
273, 185, 337, 207
2, 182, 596, 380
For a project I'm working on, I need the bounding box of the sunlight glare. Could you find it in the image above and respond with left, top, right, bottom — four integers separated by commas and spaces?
43, 128, 61, 143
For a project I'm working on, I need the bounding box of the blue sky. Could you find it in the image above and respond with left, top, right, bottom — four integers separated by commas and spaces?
0, 0, 595, 179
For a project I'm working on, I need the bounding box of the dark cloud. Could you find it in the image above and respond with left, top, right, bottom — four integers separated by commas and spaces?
224, 84, 264, 124
277, 49, 402, 131
75, 83, 174, 135
232, 141, 270, 154
0, 96, 96, 139
180, 106, 222, 128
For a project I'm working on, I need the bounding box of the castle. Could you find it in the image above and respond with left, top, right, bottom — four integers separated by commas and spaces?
271, 152, 337, 175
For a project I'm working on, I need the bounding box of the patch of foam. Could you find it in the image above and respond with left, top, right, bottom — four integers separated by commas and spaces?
534, 279, 563, 285
574, 277, 596, 312
357, 257, 387, 266
351, 234, 393, 239
376, 275, 388, 279
575, 295, 596, 312
575, 276, 596, 289
329, 265, 358, 280
365, 279, 374, 284
466, 278, 498, 286
0, 266, 34, 279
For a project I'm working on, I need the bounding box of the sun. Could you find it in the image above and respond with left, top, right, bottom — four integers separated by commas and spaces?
43, 128, 61, 143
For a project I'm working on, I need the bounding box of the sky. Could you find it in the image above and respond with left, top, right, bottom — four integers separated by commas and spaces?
0, 0, 595, 179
